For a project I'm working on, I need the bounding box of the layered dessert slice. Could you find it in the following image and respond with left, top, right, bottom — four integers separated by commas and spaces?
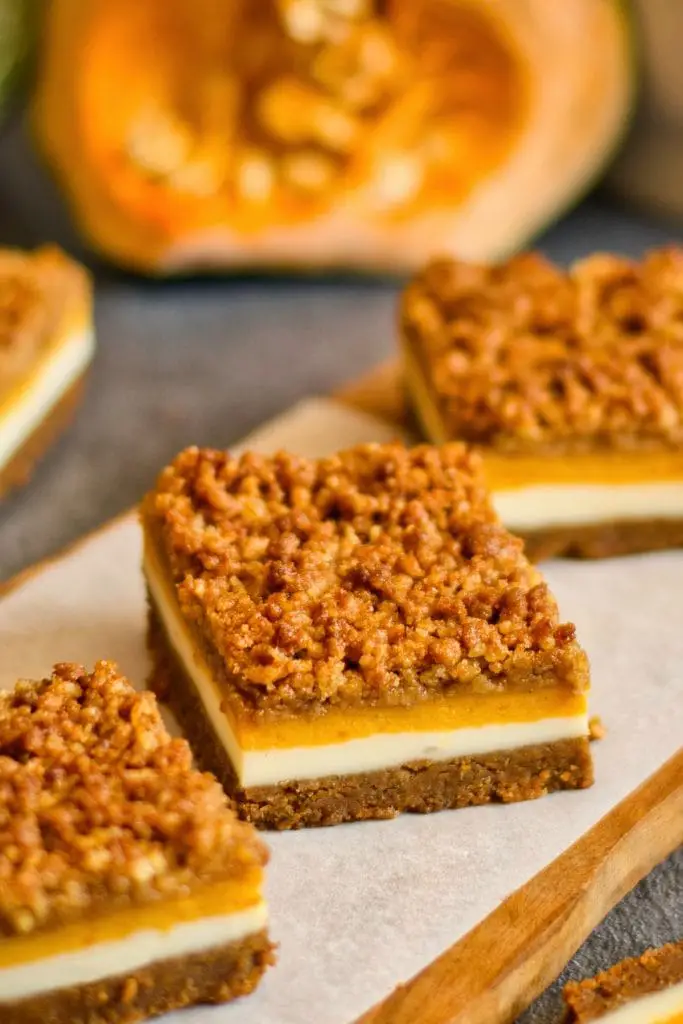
0, 661, 273, 1024
563, 939, 683, 1023
142, 442, 592, 830
401, 247, 683, 559
0, 245, 94, 498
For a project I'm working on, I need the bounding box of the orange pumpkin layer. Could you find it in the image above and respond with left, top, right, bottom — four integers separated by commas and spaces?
231, 689, 587, 750
0, 872, 264, 970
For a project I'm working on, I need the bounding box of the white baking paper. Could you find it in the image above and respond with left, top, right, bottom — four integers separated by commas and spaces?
1, 398, 682, 1024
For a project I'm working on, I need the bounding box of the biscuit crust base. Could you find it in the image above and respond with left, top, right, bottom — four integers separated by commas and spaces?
521, 518, 683, 561
1, 928, 274, 1024
147, 596, 594, 831
0, 374, 86, 499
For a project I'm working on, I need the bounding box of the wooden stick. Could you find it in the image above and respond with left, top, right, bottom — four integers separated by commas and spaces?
354, 748, 683, 1024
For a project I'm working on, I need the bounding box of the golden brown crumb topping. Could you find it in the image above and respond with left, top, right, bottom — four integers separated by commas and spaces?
402, 248, 683, 453
0, 252, 48, 381
0, 662, 267, 938
563, 939, 683, 1022
144, 443, 587, 714
0, 246, 89, 390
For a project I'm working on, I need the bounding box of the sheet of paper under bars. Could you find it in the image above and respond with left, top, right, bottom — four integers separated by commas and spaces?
1, 399, 681, 1024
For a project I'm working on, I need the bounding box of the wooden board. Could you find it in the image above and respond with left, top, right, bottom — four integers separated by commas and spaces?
355, 752, 683, 1024
1, 363, 682, 1024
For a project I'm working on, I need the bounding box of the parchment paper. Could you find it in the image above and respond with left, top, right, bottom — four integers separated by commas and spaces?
1, 399, 682, 1024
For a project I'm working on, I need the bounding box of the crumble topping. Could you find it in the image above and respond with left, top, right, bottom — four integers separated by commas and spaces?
402, 247, 683, 453
0, 662, 267, 938
0, 251, 48, 382
144, 443, 587, 713
563, 939, 683, 1021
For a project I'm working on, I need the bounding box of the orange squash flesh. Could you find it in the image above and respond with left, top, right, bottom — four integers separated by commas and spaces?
81, 1, 524, 233
33, 0, 632, 274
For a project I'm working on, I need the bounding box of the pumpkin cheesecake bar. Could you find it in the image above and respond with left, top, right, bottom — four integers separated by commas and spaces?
0, 661, 273, 1024
0, 245, 94, 498
401, 247, 683, 559
563, 939, 683, 1023
142, 442, 592, 830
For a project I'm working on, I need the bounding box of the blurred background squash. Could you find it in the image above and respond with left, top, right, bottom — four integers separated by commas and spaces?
30, 0, 633, 275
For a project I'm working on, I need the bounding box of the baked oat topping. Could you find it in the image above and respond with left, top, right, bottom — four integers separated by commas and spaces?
144, 443, 587, 712
402, 247, 683, 453
0, 252, 48, 382
0, 662, 266, 938
563, 939, 683, 1021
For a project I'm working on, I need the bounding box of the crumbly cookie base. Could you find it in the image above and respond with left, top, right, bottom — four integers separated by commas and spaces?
563, 940, 683, 1022
147, 597, 593, 831
0, 374, 86, 499
522, 519, 683, 561
1, 928, 273, 1024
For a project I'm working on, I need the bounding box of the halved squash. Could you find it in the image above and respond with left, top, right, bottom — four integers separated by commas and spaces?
33, 0, 633, 275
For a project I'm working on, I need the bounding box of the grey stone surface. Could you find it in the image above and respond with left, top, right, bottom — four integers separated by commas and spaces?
0, 115, 681, 1021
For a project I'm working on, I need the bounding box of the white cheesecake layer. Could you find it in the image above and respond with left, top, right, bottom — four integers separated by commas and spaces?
0, 326, 95, 470
0, 900, 267, 1002
144, 555, 588, 789
584, 978, 683, 1024
494, 482, 683, 532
